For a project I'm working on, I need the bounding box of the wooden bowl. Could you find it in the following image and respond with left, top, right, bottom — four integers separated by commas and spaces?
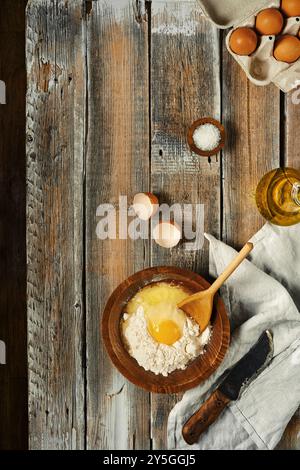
187, 117, 226, 157
102, 266, 230, 394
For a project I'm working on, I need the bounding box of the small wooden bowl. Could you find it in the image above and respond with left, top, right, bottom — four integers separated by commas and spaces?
187, 117, 226, 157
102, 267, 230, 394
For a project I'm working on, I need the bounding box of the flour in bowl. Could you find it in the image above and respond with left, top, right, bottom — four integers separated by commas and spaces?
122, 306, 211, 376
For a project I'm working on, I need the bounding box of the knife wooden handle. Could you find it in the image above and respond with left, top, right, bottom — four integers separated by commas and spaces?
182, 390, 231, 445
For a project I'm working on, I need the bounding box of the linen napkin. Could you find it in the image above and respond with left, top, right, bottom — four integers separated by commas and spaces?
168, 223, 300, 450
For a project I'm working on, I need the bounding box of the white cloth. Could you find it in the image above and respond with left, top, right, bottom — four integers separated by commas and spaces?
168, 223, 300, 450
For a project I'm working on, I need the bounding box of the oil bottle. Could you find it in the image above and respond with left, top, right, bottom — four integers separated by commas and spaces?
256, 168, 300, 226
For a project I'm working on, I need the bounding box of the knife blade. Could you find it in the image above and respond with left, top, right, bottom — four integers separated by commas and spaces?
182, 330, 274, 445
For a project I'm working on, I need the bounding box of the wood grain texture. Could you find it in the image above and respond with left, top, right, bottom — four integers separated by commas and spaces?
222, 34, 300, 450
26, 0, 85, 449
276, 411, 300, 450
222, 38, 281, 247
150, 0, 221, 449
285, 87, 300, 169
24, 0, 300, 451
85, 0, 150, 450
0, 0, 27, 450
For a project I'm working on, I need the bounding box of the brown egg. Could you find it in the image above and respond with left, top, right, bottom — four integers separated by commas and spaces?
281, 0, 300, 17
256, 9, 284, 35
230, 28, 258, 56
274, 35, 300, 62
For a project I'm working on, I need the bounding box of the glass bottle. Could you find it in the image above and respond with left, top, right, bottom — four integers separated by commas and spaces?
255, 167, 300, 226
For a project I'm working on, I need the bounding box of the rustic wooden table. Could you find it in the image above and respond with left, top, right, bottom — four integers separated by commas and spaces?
25, 0, 300, 450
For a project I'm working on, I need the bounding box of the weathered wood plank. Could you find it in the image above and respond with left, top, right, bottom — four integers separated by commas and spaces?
0, 0, 27, 450
222, 39, 280, 248
150, 0, 221, 449
277, 411, 300, 450
85, 0, 150, 450
24, 0, 299, 451
222, 33, 300, 450
26, 0, 85, 449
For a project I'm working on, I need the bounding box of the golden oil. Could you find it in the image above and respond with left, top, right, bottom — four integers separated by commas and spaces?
256, 168, 300, 226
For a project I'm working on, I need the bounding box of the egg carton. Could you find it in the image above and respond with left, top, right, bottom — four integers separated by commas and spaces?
198, 0, 300, 92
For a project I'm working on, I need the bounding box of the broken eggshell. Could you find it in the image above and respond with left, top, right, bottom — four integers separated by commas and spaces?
132, 192, 159, 221
153, 221, 181, 249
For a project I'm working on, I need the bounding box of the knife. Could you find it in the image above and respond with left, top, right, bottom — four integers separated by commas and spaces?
182, 330, 274, 445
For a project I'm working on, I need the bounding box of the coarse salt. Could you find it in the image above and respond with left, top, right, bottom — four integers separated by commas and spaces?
193, 123, 221, 151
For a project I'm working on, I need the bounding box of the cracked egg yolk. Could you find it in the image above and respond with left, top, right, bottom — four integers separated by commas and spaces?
147, 318, 182, 346
125, 282, 190, 346
145, 301, 186, 346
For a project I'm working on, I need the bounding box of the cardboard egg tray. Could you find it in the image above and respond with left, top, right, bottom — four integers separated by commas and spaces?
198, 0, 300, 92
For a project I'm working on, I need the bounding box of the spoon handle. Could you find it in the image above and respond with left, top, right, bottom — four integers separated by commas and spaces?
209, 241, 253, 295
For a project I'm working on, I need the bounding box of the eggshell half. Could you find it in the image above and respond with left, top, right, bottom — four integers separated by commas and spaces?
153, 222, 181, 248
132, 192, 159, 221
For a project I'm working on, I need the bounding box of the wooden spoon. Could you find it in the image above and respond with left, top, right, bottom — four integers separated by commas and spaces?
177, 242, 254, 332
